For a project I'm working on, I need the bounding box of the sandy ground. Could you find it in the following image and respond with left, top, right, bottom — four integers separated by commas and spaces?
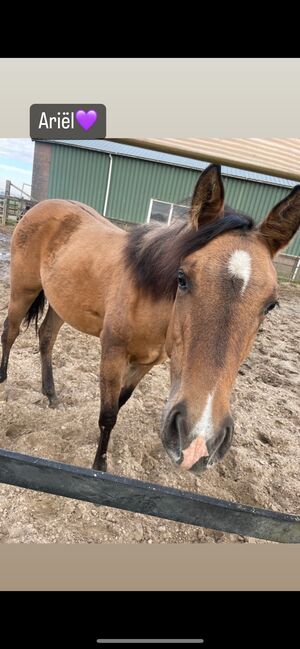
0, 226, 299, 543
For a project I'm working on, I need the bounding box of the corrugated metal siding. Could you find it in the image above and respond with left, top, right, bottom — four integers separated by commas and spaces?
223, 177, 289, 220
48, 144, 109, 212
47, 144, 300, 256
223, 178, 299, 255
106, 156, 199, 223
282, 229, 300, 257
50, 139, 297, 188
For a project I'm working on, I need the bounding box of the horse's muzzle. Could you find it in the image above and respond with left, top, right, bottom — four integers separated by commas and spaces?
161, 403, 234, 473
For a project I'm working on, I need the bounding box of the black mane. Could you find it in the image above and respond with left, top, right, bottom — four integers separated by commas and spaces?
125, 212, 254, 300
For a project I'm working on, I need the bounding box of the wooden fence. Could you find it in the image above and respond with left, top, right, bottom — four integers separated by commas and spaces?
0, 180, 36, 225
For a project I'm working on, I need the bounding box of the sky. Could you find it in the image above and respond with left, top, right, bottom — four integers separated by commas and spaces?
0, 138, 34, 196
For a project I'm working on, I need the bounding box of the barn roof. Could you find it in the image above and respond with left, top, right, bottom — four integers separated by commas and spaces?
115, 138, 300, 184
49, 139, 297, 189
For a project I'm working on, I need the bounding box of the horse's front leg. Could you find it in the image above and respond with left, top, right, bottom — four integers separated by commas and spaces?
92, 346, 127, 472
118, 362, 156, 409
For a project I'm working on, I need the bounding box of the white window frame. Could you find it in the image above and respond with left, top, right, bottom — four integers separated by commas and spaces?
147, 198, 187, 226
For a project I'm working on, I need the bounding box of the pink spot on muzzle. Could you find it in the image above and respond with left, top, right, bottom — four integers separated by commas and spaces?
181, 436, 209, 470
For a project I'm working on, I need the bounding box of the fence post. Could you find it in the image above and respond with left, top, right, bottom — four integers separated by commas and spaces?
1, 180, 11, 225
292, 256, 300, 282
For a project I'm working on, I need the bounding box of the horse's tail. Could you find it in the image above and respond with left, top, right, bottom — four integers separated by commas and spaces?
23, 290, 46, 335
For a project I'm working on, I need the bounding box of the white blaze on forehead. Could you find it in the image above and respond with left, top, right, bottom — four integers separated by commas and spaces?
228, 250, 252, 294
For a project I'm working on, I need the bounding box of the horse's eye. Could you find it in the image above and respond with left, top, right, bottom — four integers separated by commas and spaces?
263, 300, 279, 316
177, 269, 188, 291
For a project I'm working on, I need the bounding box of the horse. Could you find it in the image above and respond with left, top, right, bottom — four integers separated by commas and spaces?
0, 164, 299, 474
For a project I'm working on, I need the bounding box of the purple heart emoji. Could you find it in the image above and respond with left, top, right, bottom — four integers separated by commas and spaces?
75, 109, 97, 131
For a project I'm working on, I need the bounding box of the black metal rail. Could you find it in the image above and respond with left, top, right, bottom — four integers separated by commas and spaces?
0, 448, 299, 542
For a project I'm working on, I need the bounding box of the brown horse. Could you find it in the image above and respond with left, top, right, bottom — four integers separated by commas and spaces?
0, 164, 299, 473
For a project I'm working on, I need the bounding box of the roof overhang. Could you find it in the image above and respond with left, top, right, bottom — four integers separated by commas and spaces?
112, 138, 300, 183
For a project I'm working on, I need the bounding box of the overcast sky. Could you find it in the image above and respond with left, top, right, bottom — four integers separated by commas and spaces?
0, 138, 34, 195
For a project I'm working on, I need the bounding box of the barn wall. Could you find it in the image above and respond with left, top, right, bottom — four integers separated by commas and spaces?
223, 177, 300, 256
47, 143, 199, 223
47, 144, 110, 213
105, 155, 198, 223
31, 142, 52, 202
46, 143, 300, 256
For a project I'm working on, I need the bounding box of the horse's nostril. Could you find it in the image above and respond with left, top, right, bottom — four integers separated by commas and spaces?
221, 419, 234, 453
163, 408, 186, 462
206, 419, 234, 467
165, 411, 181, 445
225, 425, 233, 441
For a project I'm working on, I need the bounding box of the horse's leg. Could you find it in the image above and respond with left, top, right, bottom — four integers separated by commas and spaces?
0, 291, 40, 397
92, 346, 128, 472
93, 357, 157, 471
118, 363, 156, 409
38, 305, 64, 407
0, 317, 11, 398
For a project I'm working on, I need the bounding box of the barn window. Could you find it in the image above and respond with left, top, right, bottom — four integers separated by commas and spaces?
147, 199, 188, 225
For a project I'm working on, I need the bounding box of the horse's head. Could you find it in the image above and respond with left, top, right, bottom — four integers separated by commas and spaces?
162, 164, 300, 473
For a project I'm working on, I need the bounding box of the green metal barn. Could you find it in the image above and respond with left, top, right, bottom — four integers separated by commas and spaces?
31, 140, 300, 278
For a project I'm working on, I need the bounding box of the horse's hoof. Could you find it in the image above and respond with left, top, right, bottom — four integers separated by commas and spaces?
48, 397, 59, 409
92, 457, 107, 472
0, 380, 7, 402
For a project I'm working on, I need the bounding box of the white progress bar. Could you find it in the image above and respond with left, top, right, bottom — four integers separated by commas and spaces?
97, 641, 204, 644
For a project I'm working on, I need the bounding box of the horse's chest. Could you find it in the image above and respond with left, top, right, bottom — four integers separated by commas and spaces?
125, 300, 170, 364
130, 344, 166, 365
127, 326, 167, 365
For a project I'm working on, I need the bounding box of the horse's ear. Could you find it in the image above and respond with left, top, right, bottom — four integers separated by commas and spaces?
190, 164, 224, 229
258, 185, 300, 256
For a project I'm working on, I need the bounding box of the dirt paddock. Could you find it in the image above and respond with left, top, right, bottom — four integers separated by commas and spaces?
0, 226, 299, 543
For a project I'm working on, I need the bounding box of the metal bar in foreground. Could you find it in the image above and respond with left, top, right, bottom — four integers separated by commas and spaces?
0, 448, 299, 543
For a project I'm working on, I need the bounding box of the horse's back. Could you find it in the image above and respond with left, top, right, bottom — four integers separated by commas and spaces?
12, 198, 123, 256
62, 199, 118, 229
9, 199, 127, 335
14, 198, 118, 235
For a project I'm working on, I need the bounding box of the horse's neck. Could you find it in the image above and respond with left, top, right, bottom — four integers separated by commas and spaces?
124, 220, 186, 303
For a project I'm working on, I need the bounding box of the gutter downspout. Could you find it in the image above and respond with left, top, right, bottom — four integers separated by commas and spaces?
103, 154, 113, 216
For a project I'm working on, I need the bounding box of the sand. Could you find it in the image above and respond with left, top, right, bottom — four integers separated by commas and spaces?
0, 226, 299, 543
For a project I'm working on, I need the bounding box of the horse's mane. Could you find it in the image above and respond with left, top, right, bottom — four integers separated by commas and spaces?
125, 210, 254, 300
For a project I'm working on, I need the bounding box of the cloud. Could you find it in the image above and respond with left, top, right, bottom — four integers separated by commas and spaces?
0, 139, 34, 165
0, 139, 34, 194
0, 163, 32, 177
0, 163, 32, 194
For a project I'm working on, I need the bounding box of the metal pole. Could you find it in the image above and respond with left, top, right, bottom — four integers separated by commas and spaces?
103, 154, 113, 216
168, 204, 174, 225
2, 180, 11, 225
291, 256, 300, 281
